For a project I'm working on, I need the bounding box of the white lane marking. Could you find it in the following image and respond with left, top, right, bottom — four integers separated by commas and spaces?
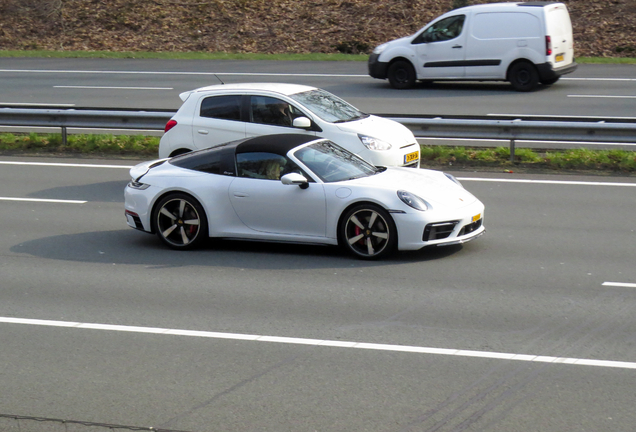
1, 316, 635, 370
603, 282, 636, 288
1, 161, 635, 188
568, 95, 636, 99
0, 69, 368, 78
0, 197, 86, 204
0, 161, 636, 187
563, 77, 636, 82
458, 178, 636, 187
0, 102, 76, 107
0, 161, 133, 169
418, 136, 636, 147
0, 70, 634, 81
53, 86, 173, 90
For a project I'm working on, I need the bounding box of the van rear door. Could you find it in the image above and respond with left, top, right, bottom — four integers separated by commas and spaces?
544, 3, 575, 66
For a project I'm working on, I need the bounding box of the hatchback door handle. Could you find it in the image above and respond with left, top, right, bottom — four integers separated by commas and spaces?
197, 130, 209, 135
452, 45, 462, 49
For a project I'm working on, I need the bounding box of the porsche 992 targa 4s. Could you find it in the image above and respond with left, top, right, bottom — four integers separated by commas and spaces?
125, 134, 484, 259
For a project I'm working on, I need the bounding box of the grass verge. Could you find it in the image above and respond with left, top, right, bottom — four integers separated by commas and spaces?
420, 146, 636, 174
0, 133, 159, 157
0, 49, 634, 64
1, 133, 635, 174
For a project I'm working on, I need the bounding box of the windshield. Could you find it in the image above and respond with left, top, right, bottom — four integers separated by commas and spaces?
293, 140, 378, 183
289, 89, 369, 123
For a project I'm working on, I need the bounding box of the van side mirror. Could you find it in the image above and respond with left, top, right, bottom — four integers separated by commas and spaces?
281, 172, 309, 189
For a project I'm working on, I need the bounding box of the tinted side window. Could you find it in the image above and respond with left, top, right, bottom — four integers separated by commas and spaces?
170, 144, 235, 175
237, 152, 288, 180
236, 152, 308, 181
250, 96, 294, 127
200, 95, 242, 120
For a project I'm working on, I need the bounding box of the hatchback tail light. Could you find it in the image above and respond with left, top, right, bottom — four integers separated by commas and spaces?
545, 35, 552, 56
164, 119, 177, 133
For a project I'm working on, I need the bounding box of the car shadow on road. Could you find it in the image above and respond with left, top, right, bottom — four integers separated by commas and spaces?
27, 180, 128, 203
11, 229, 465, 270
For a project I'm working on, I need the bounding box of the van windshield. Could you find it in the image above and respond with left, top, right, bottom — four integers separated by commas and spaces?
289, 89, 369, 124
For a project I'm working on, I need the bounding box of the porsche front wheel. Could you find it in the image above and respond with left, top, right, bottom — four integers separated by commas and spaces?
339, 204, 397, 259
153, 193, 208, 249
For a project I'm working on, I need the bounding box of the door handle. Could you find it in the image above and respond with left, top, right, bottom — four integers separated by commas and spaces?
197, 130, 209, 135
233, 192, 249, 198
452, 45, 462, 49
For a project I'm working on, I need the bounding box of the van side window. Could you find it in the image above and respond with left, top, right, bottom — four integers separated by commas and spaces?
413, 15, 465, 44
200, 95, 242, 121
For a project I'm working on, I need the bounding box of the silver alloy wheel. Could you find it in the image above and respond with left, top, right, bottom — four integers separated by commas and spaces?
343, 207, 392, 258
156, 197, 202, 248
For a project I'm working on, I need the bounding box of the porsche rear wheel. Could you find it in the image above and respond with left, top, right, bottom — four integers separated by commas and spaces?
339, 204, 397, 259
153, 193, 208, 250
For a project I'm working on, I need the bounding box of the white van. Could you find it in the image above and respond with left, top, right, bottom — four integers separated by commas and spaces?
369, 1, 577, 91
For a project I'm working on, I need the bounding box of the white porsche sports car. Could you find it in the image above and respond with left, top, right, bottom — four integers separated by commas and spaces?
125, 134, 485, 259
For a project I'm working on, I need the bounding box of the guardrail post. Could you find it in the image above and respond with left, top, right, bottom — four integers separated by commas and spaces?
510, 138, 515, 163
61, 126, 67, 146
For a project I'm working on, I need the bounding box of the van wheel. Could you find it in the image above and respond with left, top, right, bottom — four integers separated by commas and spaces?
388, 61, 416, 89
541, 76, 560, 86
508, 62, 539, 92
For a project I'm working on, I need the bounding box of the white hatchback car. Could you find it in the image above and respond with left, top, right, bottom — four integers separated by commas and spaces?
159, 83, 420, 168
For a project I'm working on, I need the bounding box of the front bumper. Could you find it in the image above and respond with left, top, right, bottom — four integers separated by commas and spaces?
394, 201, 486, 251
358, 142, 421, 168
368, 53, 389, 79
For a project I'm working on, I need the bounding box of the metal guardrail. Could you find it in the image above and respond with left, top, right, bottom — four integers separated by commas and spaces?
0, 107, 635, 161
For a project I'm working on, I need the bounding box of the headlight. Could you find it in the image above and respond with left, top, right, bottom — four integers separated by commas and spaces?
444, 173, 463, 188
373, 44, 387, 55
128, 181, 150, 190
397, 190, 429, 211
359, 134, 392, 151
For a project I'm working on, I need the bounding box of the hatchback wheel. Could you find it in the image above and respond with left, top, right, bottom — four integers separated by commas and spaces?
339, 204, 397, 259
153, 193, 207, 249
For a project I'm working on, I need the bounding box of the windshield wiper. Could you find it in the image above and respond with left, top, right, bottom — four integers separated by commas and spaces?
333, 113, 370, 123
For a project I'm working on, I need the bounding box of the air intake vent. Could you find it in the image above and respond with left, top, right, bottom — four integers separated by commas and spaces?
423, 221, 459, 241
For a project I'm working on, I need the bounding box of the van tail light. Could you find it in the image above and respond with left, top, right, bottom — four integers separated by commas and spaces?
164, 119, 177, 133
545, 36, 552, 56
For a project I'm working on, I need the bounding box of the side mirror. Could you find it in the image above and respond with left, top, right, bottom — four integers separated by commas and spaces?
292, 117, 312, 129
281, 172, 309, 189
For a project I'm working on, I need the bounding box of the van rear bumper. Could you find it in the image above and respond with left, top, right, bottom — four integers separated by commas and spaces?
368, 53, 389, 79
536, 61, 578, 81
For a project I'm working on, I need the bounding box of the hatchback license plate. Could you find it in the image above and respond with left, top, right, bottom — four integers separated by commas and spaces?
405, 151, 419, 164
555, 53, 564, 62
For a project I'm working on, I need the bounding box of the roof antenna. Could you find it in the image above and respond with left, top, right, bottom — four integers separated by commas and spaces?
214, 74, 225, 85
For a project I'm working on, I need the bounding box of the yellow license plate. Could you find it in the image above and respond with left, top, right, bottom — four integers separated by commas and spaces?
472, 213, 481, 223
405, 151, 419, 164
555, 54, 564, 62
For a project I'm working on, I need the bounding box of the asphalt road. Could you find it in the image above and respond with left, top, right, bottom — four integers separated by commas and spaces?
1, 156, 636, 431
0, 58, 635, 117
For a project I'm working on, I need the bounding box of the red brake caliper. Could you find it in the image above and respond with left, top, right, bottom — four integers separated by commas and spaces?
355, 226, 363, 244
